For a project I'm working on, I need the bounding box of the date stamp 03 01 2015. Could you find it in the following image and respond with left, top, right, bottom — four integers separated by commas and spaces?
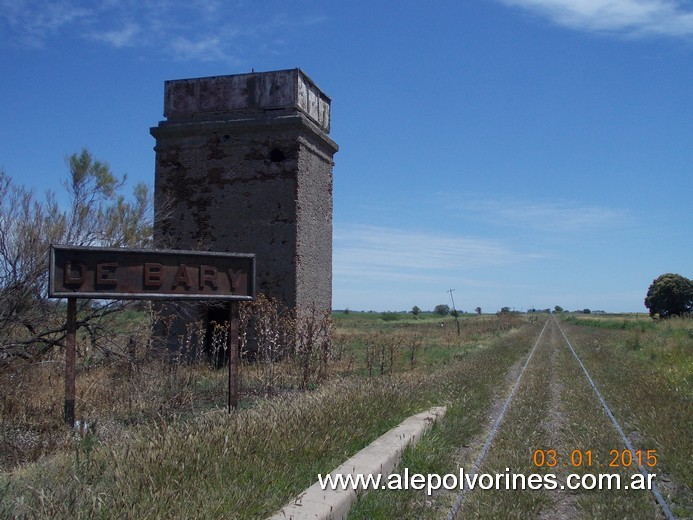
532, 449, 657, 469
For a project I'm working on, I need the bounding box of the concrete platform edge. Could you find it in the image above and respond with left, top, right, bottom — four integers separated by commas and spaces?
268, 405, 447, 520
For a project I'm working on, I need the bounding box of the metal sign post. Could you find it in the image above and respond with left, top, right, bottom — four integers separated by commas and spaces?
228, 301, 240, 411
64, 298, 77, 427
49, 245, 255, 426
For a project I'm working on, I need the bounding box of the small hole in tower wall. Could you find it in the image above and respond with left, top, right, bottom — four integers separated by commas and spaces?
270, 148, 286, 162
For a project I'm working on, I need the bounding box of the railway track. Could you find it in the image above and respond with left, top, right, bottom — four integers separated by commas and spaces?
448, 316, 676, 519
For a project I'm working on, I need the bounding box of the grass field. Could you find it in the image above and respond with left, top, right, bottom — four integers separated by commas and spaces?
0, 310, 690, 518
349, 314, 692, 519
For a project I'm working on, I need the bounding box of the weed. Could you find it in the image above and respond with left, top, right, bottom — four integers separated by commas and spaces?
7, 313, 687, 518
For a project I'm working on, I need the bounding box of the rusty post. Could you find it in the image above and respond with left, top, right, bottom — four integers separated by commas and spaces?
228, 301, 240, 411
65, 297, 77, 427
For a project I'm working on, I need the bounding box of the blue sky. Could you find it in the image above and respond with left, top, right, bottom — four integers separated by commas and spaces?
1, 0, 691, 313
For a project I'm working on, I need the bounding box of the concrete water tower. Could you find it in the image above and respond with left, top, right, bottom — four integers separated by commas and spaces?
150, 69, 338, 349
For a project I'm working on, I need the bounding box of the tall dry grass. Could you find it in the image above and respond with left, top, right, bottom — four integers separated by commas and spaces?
1, 375, 435, 518
1, 306, 535, 518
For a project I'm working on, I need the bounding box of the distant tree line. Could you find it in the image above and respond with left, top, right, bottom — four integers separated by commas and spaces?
353, 272, 692, 320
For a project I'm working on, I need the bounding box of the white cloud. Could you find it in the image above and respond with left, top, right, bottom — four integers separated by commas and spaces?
500, 0, 693, 37
0, 0, 326, 62
334, 224, 543, 282
0, 0, 92, 47
332, 224, 548, 311
446, 194, 629, 233
90, 22, 140, 48
170, 36, 227, 63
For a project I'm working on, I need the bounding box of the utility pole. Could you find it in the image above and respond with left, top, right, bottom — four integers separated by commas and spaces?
448, 289, 461, 336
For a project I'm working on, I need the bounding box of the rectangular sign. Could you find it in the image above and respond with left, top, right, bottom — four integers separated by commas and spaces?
49, 245, 255, 300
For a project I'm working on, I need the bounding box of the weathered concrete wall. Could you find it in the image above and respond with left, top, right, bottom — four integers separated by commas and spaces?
164, 69, 331, 132
151, 69, 337, 352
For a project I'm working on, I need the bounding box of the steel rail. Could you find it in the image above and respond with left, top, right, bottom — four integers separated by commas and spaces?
554, 316, 676, 520
448, 316, 676, 519
447, 317, 551, 520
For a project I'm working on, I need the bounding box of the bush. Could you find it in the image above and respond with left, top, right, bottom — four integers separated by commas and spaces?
0, 150, 154, 362
433, 304, 450, 316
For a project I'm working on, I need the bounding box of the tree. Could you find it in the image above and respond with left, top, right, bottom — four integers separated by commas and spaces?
475, 307, 481, 315
554, 305, 564, 313
434, 304, 450, 316
644, 273, 693, 318
0, 149, 154, 361
411, 306, 421, 316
